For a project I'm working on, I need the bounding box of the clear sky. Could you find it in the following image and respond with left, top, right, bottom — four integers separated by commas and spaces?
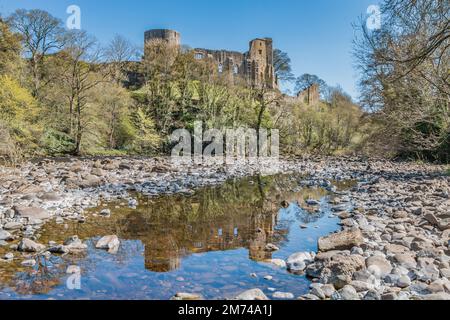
0, 0, 380, 99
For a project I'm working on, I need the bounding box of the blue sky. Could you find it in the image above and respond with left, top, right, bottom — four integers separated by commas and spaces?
0, 0, 379, 99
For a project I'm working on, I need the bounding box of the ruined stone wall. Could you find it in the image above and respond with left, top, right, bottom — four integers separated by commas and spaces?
297, 83, 320, 105
144, 29, 278, 89
246, 38, 277, 89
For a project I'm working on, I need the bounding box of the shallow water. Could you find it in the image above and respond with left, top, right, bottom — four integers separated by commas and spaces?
0, 175, 354, 300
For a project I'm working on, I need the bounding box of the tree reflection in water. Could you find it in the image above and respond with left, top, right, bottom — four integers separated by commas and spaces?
3, 173, 337, 295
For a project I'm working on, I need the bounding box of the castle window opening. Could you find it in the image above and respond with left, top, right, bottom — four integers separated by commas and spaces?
259, 50, 262, 55
195, 53, 204, 60
233, 65, 239, 74
218, 63, 223, 73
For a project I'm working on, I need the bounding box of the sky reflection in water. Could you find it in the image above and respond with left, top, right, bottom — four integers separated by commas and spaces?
0, 175, 349, 300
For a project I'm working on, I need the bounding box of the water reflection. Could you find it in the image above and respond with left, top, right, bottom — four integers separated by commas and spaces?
0, 174, 346, 299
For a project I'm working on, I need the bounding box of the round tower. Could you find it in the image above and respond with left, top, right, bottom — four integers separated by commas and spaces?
144, 29, 181, 47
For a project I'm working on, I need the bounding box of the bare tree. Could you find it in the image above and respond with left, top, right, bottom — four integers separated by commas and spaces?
354, 0, 449, 161
295, 74, 327, 94
105, 34, 139, 84
7, 9, 66, 97
58, 30, 108, 155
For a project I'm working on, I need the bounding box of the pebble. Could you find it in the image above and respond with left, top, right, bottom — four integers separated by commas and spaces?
273, 292, 294, 299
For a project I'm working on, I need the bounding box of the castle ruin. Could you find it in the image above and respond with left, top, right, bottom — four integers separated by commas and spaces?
144, 29, 278, 89
297, 83, 320, 105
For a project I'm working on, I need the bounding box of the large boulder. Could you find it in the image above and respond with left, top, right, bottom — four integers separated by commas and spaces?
13, 206, 50, 220
318, 229, 364, 252
324, 254, 366, 289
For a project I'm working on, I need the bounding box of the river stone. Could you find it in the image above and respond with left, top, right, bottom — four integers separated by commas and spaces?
265, 259, 286, 268
235, 289, 269, 300
13, 206, 50, 220
300, 294, 320, 300
3, 222, 23, 230
427, 281, 445, 293
21, 259, 36, 267
286, 252, 314, 272
366, 256, 393, 278
306, 199, 320, 206
64, 236, 88, 252
171, 293, 203, 300
48, 245, 70, 254
321, 284, 336, 298
39, 192, 62, 202
96, 235, 120, 254
382, 292, 398, 300
385, 244, 409, 254
319, 255, 366, 289
3, 252, 14, 260
350, 280, 374, 292
100, 209, 111, 217
0, 230, 12, 241
422, 292, 450, 300
310, 284, 326, 299
394, 253, 417, 269
91, 168, 105, 177
18, 239, 45, 252
265, 243, 280, 252
440, 268, 450, 279
338, 285, 359, 300
397, 275, 412, 288
363, 290, 381, 300
318, 229, 364, 252
79, 175, 101, 188
273, 292, 294, 299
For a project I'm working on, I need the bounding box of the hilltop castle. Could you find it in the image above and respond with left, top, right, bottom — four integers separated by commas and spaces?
144, 29, 278, 89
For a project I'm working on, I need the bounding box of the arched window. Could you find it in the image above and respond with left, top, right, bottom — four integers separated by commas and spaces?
218, 63, 223, 73
233, 65, 239, 74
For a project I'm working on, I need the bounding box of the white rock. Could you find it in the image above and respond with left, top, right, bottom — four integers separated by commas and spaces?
235, 289, 269, 300
286, 252, 314, 272
96, 235, 120, 254
21, 259, 36, 267
273, 292, 294, 299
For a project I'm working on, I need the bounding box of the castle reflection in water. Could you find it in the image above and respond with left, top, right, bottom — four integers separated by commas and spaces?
112, 175, 324, 273
1, 174, 332, 296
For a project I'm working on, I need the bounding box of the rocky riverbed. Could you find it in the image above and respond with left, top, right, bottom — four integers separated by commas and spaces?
0, 157, 449, 300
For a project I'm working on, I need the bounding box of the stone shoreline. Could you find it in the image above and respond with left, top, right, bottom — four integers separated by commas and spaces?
0, 157, 449, 300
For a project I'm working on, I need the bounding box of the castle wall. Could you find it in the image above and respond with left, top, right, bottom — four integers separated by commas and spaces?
246, 38, 276, 89
144, 29, 278, 89
297, 83, 320, 105
144, 29, 181, 47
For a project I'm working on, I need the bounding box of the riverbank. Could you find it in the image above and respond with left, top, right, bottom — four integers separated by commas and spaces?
0, 157, 449, 300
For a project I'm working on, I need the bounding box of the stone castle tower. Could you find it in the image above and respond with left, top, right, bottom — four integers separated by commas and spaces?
144, 29, 181, 47
144, 29, 278, 89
